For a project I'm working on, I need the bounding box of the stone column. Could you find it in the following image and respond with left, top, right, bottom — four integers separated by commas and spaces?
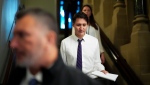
132, 0, 148, 30
110, 0, 129, 50
114, 0, 125, 8
132, 0, 149, 37
121, 0, 150, 84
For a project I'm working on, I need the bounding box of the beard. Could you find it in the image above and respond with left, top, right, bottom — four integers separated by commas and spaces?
16, 38, 45, 68
16, 50, 43, 68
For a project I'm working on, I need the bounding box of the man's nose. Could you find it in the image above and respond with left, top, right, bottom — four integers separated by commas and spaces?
80, 25, 84, 30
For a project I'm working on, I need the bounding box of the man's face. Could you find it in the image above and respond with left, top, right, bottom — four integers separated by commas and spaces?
11, 15, 47, 67
73, 18, 87, 37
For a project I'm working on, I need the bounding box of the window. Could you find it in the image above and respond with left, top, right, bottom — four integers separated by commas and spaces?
60, 1, 65, 29
59, 0, 82, 29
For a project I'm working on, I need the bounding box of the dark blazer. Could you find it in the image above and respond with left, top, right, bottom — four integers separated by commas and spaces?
7, 56, 101, 85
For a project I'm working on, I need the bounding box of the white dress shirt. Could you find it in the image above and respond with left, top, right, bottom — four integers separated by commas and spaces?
72, 25, 104, 53
20, 69, 42, 85
60, 34, 105, 78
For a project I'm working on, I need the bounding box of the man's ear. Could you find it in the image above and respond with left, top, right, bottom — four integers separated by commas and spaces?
47, 31, 57, 44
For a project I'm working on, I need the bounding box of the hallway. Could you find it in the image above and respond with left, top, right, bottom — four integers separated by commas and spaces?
0, 0, 150, 85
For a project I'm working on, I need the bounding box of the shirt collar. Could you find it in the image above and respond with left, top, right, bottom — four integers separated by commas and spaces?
72, 34, 88, 42
26, 68, 42, 83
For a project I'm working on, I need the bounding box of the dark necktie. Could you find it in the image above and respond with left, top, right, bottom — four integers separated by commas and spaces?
29, 78, 38, 85
76, 39, 83, 70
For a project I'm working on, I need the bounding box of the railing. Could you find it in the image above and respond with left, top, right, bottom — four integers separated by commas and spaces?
100, 29, 143, 85
1, 19, 15, 85
2, 41, 14, 85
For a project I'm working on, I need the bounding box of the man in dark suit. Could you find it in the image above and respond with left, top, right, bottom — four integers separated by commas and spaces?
7, 8, 101, 85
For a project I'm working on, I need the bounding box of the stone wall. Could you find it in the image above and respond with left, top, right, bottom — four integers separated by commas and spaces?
83, 0, 150, 85
20, 0, 57, 20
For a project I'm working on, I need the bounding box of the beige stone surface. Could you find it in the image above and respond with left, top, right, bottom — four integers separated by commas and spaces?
110, 2, 129, 50
146, 0, 150, 29
104, 51, 128, 85
86, 0, 150, 85
85, 0, 150, 84
121, 15, 150, 84
20, 0, 57, 20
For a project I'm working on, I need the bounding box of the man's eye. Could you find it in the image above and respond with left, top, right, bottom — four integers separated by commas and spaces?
77, 24, 81, 26
18, 32, 26, 38
83, 24, 87, 26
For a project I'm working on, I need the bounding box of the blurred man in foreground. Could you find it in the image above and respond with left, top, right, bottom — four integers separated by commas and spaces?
7, 8, 101, 85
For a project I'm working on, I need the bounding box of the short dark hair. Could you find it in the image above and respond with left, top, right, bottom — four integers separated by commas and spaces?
72, 12, 88, 24
15, 8, 58, 34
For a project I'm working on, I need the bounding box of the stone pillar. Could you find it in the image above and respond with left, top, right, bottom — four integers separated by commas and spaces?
110, 0, 129, 50
114, 0, 125, 8
121, 0, 150, 84
98, 0, 114, 29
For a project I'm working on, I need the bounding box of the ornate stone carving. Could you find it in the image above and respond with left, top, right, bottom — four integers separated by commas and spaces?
114, 0, 125, 9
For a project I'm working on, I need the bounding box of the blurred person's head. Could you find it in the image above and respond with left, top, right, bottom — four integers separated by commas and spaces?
81, 4, 92, 18
73, 12, 88, 39
11, 8, 58, 68
81, 4, 98, 30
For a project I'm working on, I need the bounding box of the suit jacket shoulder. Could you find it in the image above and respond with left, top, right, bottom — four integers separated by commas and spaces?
7, 67, 26, 85
60, 66, 100, 85
7, 56, 101, 85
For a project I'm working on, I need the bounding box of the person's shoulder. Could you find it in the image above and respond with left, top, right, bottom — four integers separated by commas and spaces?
62, 35, 73, 42
63, 66, 100, 85
86, 34, 98, 42
61, 35, 73, 44
7, 66, 26, 85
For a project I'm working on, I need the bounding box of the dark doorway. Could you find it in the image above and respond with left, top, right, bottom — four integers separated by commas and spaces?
58, 0, 83, 37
